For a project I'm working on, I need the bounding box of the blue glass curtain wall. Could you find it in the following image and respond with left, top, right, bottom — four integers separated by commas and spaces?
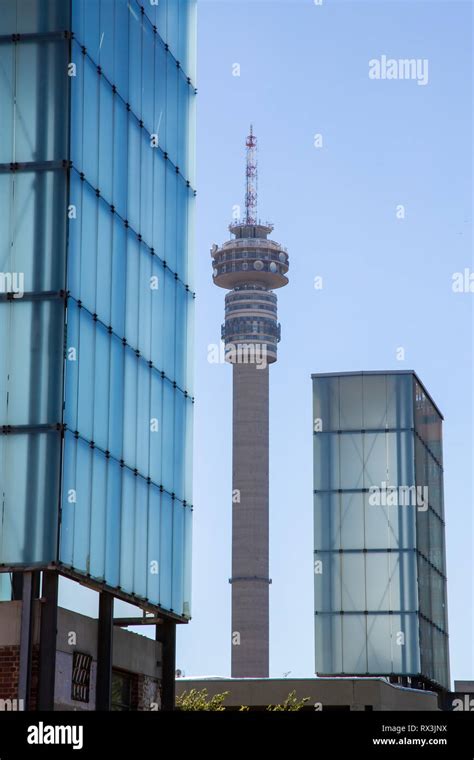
0, 1, 70, 564
0, 1, 195, 620
59, 0, 196, 616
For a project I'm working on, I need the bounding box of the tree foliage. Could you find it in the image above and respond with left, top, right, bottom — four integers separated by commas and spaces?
266, 690, 310, 711
176, 688, 229, 711
176, 688, 310, 712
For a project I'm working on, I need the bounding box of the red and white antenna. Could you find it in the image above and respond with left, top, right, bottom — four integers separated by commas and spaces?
245, 125, 258, 224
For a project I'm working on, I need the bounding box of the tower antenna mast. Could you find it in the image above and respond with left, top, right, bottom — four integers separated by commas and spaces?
245, 125, 258, 224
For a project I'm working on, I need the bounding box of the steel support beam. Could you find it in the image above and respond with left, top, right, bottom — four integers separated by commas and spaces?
96, 591, 114, 711
38, 570, 58, 711
18, 573, 35, 709
156, 621, 176, 710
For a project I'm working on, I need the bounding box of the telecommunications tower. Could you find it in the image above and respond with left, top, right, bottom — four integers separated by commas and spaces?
211, 127, 290, 677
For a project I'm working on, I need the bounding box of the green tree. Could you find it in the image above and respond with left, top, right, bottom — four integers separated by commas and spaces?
266, 690, 310, 712
176, 688, 229, 711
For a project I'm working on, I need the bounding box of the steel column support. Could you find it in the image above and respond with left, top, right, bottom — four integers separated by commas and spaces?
38, 570, 58, 711
96, 591, 114, 711
156, 621, 176, 710
18, 573, 35, 709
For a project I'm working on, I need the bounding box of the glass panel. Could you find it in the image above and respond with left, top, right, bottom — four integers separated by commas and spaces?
79, 181, 98, 313
163, 269, 176, 379
105, 457, 122, 589
162, 381, 175, 493
314, 493, 339, 551
77, 308, 95, 442
0, 299, 64, 426
165, 161, 178, 273
113, 97, 128, 219
340, 492, 364, 550
342, 615, 367, 673
388, 493, 417, 551
389, 551, 418, 611
314, 551, 341, 612
149, 371, 163, 485
150, 256, 165, 370
89, 450, 107, 580
134, 476, 149, 599
367, 614, 391, 672
111, 214, 127, 337
142, 20, 155, 133
172, 499, 184, 613
0, 170, 67, 292
430, 566, 447, 631
93, 322, 110, 452
339, 374, 363, 430
417, 554, 432, 620
363, 432, 387, 486
313, 433, 339, 491
99, 78, 114, 202
315, 613, 343, 673
340, 433, 364, 489
366, 552, 390, 611
152, 150, 166, 258
71, 436, 93, 572
114, 0, 129, 100
365, 491, 390, 550
136, 359, 151, 476
60, 431, 77, 566
387, 373, 413, 429
175, 284, 187, 391
69, 42, 85, 169
182, 503, 192, 616
138, 243, 152, 359
119, 466, 136, 593
391, 613, 420, 674
99, 0, 115, 81
96, 197, 113, 327
341, 553, 366, 611
147, 484, 161, 604
125, 232, 139, 349
184, 395, 193, 505
0, 431, 61, 564
174, 391, 186, 501
82, 55, 99, 189
0, 44, 14, 164
429, 510, 445, 573
5, 39, 68, 163
362, 374, 387, 429
160, 491, 173, 609
128, 0, 142, 117
122, 346, 138, 469
108, 334, 124, 461
386, 430, 415, 488
127, 118, 141, 232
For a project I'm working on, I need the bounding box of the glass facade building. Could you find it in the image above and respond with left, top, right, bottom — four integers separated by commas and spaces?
312, 371, 450, 690
0, 0, 196, 620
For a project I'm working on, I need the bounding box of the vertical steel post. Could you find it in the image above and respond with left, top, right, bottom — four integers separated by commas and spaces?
96, 591, 114, 711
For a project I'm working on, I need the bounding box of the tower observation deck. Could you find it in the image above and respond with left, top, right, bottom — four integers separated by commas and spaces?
211, 128, 289, 677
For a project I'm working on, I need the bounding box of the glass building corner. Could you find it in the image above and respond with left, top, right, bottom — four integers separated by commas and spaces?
0, 0, 196, 621
312, 370, 450, 690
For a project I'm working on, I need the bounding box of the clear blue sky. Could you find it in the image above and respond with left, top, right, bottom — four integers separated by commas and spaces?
62, 0, 473, 689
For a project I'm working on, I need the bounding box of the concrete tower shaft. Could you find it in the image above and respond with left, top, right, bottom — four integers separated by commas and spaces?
231, 362, 270, 676
211, 129, 289, 678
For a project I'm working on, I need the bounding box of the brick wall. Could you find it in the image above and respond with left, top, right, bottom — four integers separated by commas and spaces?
0, 646, 19, 702
131, 673, 161, 711
0, 645, 38, 709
